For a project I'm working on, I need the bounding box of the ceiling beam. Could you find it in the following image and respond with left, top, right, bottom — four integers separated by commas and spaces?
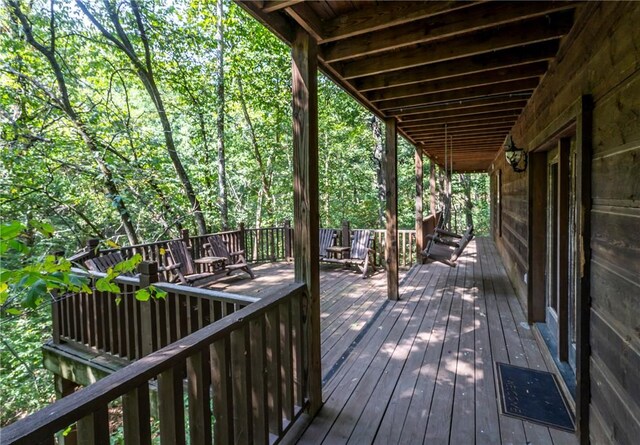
339, 10, 574, 79
401, 115, 519, 130
378, 78, 538, 112
354, 40, 559, 92
408, 126, 515, 139
318, 1, 475, 43
262, 0, 304, 13
416, 134, 506, 144
321, 2, 576, 62
393, 96, 530, 118
399, 102, 527, 122
404, 120, 517, 134
367, 62, 547, 102
285, 2, 324, 41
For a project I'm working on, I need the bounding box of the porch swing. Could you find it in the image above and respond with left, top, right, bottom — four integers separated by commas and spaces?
422, 125, 474, 267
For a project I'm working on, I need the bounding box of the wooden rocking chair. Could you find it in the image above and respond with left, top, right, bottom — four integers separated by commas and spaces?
206, 235, 255, 279
166, 240, 225, 286
321, 229, 376, 278
423, 225, 474, 267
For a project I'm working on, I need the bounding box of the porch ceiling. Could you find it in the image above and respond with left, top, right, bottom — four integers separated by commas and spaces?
238, 0, 580, 172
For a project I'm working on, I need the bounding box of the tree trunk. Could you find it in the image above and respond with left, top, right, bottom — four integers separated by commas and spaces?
9, 1, 140, 245
77, 0, 208, 235
461, 173, 474, 228
370, 116, 386, 227
216, 0, 229, 230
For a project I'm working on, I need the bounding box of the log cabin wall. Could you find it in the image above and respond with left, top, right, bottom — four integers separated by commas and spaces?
492, 2, 640, 443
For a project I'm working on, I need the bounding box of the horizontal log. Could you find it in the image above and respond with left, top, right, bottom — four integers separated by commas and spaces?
322, 1, 576, 62
354, 40, 560, 91
368, 62, 547, 102
339, 11, 574, 79
379, 78, 539, 112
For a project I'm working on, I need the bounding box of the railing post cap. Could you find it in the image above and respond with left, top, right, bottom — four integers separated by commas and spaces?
138, 261, 158, 275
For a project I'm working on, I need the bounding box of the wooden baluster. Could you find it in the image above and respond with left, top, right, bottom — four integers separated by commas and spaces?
250, 316, 268, 444
158, 367, 186, 445
239, 222, 246, 258
123, 384, 151, 445
280, 300, 293, 422
125, 284, 136, 359
211, 336, 233, 444
265, 308, 282, 436
187, 350, 212, 444
231, 325, 252, 444
77, 406, 109, 445
291, 291, 305, 410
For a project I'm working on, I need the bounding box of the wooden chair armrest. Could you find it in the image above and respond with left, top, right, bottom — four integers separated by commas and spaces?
426, 234, 459, 247
229, 250, 246, 257
160, 262, 181, 272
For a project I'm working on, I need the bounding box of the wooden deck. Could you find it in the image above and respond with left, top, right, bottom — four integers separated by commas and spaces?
207, 238, 577, 444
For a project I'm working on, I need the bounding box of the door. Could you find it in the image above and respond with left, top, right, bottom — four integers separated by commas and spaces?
545, 137, 577, 370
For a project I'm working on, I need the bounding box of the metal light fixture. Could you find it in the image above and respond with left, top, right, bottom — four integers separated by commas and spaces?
504, 134, 527, 173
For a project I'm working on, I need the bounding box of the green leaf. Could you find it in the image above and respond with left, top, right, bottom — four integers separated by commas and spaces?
135, 288, 150, 302
23, 279, 47, 308
95, 278, 120, 294
0, 221, 25, 240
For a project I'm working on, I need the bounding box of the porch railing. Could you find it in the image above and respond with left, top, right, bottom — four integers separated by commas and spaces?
3, 283, 309, 445
53, 265, 257, 362
73, 222, 418, 269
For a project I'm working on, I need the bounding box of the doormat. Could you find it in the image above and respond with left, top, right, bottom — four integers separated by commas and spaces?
496, 362, 575, 432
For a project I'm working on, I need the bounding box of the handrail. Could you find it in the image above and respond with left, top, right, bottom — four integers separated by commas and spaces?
3, 283, 309, 445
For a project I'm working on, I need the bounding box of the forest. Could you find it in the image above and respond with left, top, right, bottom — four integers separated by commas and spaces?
0, 0, 489, 426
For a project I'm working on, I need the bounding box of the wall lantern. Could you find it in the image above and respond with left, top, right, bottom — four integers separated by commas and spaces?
504, 134, 527, 173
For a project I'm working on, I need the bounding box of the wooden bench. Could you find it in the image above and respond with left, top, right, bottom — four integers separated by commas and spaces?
206, 235, 255, 279
166, 240, 226, 286
321, 229, 376, 278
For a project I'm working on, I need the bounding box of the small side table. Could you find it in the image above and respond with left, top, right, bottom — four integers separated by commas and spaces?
325, 246, 350, 260
195, 256, 226, 273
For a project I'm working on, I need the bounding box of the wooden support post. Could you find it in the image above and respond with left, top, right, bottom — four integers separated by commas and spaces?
429, 161, 436, 216
180, 229, 190, 248
284, 219, 292, 260
86, 238, 99, 259
341, 220, 350, 249
385, 117, 399, 301
138, 262, 158, 357
415, 147, 424, 262
239, 222, 246, 255
575, 95, 592, 445
527, 152, 547, 323
292, 27, 321, 415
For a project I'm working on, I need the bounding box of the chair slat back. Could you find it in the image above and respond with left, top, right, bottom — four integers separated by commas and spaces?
350, 229, 372, 260
319, 229, 336, 258
85, 251, 135, 276
451, 226, 474, 261
167, 240, 196, 275
207, 235, 231, 262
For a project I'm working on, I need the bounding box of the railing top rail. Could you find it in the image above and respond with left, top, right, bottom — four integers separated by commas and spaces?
69, 268, 260, 305
1, 282, 306, 444
100, 237, 180, 254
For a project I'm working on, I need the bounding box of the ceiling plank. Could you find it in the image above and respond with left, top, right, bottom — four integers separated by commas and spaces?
416, 134, 506, 144
378, 78, 539, 112
236, 0, 296, 43
321, 1, 576, 62
367, 62, 547, 102
399, 102, 528, 122
262, 0, 304, 13
339, 10, 574, 79
393, 96, 530, 118
354, 40, 559, 92
318, 1, 475, 43
404, 120, 518, 135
